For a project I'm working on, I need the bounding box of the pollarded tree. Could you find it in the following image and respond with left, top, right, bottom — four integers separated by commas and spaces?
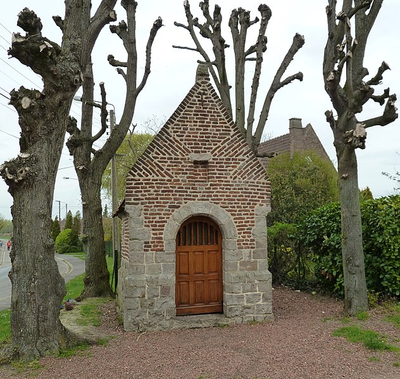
0, 0, 118, 361
66, 0, 162, 299
174, 0, 304, 152
323, 0, 398, 315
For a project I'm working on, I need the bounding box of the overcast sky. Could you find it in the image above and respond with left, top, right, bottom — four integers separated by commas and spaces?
0, 0, 399, 221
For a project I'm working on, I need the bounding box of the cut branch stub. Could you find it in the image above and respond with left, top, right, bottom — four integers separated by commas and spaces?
366, 61, 390, 86
52, 16, 64, 31
17, 8, 43, 36
0, 152, 37, 191
110, 20, 128, 41
121, 0, 138, 12
108, 54, 127, 68
344, 123, 367, 149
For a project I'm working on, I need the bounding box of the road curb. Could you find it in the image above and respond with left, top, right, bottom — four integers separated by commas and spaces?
56, 256, 73, 277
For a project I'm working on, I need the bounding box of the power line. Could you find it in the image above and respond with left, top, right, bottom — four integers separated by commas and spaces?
0, 68, 22, 87
0, 34, 9, 45
0, 86, 10, 95
0, 23, 12, 35
0, 92, 9, 100
0, 127, 18, 138
0, 102, 16, 114
0, 57, 41, 89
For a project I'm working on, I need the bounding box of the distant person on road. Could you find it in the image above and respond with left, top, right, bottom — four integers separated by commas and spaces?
7, 240, 11, 251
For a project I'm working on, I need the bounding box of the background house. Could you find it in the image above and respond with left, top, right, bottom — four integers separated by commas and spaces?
258, 117, 333, 168
116, 65, 273, 332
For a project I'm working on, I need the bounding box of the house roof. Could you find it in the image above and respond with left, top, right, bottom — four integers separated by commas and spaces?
257, 118, 332, 168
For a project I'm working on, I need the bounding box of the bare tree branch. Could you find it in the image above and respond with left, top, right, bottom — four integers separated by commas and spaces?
107, 54, 128, 68
85, 0, 117, 61
246, 4, 271, 146
362, 94, 398, 128
229, 6, 257, 135
100, 3, 163, 160
172, 45, 199, 52
91, 82, 109, 143
174, 0, 232, 117
133, 17, 163, 98
370, 87, 390, 105
253, 33, 305, 147
325, 109, 336, 131
366, 61, 390, 86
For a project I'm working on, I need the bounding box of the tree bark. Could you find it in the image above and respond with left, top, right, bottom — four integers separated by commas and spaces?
0, 1, 117, 360
334, 117, 368, 315
80, 172, 112, 298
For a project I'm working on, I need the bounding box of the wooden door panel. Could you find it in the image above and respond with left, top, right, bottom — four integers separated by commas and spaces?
208, 279, 221, 303
208, 249, 219, 273
193, 250, 205, 275
177, 251, 189, 276
178, 281, 190, 306
193, 280, 205, 304
176, 217, 222, 315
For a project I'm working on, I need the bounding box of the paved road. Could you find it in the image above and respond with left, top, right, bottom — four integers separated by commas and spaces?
0, 239, 85, 311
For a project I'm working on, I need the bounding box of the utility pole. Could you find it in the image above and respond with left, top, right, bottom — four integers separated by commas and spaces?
110, 108, 120, 290
56, 200, 61, 221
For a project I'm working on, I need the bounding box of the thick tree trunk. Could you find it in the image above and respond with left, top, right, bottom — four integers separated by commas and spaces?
335, 122, 368, 315
5, 102, 75, 361
79, 172, 112, 298
10, 188, 66, 360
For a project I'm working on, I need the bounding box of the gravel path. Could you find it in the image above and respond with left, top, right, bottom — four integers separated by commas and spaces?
3, 286, 400, 379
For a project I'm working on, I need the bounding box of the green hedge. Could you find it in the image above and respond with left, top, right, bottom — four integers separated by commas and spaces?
300, 195, 400, 297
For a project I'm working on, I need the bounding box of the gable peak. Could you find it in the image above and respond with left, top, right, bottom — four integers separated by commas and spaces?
196, 63, 210, 83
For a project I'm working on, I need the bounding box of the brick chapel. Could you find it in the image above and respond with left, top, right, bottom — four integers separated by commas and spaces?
116, 64, 273, 332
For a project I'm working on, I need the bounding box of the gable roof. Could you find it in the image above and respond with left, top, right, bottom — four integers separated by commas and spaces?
127, 64, 268, 184
257, 118, 332, 168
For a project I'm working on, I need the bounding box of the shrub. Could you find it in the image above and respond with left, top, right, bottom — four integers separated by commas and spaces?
300, 202, 343, 295
55, 228, 82, 254
300, 195, 400, 297
362, 196, 400, 296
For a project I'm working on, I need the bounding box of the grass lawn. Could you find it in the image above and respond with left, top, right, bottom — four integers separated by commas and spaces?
332, 302, 400, 367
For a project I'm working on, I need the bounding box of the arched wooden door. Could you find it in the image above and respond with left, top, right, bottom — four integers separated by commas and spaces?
176, 216, 223, 315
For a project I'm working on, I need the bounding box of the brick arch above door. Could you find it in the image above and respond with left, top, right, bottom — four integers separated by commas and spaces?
163, 201, 238, 256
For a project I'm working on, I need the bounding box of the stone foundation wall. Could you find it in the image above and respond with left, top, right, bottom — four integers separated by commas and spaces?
118, 201, 272, 332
